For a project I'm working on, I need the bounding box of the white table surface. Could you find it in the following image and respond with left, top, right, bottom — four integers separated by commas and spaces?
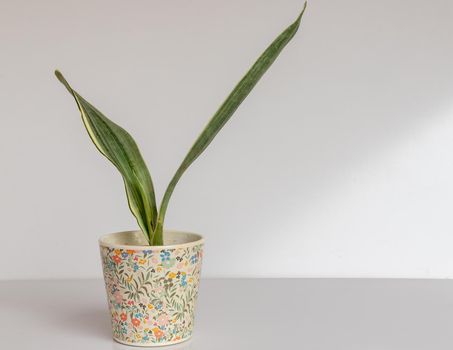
1, 278, 452, 349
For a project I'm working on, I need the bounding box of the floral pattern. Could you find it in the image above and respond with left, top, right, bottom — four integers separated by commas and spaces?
100, 242, 203, 346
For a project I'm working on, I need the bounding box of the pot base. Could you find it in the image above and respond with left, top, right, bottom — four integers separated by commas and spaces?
113, 335, 192, 347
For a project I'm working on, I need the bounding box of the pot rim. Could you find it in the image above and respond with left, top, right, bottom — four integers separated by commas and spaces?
99, 229, 204, 250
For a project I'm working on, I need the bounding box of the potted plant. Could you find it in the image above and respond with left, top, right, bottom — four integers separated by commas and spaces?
55, 3, 307, 346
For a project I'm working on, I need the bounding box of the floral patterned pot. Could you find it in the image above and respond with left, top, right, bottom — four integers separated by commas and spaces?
99, 230, 204, 347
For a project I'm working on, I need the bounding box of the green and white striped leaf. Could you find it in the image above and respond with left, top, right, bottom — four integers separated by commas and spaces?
153, 3, 307, 245
55, 71, 157, 243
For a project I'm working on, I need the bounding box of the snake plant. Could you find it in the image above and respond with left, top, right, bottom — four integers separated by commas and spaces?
56, 3, 307, 245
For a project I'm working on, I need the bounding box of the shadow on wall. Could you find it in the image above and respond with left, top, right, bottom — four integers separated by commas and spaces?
1, 0, 453, 279
174, 0, 453, 248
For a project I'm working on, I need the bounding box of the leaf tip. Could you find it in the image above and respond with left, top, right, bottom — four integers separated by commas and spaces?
296, 2, 308, 23
54, 69, 73, 94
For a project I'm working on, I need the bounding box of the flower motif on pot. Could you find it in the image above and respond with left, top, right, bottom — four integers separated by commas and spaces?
100, 242, 203, 345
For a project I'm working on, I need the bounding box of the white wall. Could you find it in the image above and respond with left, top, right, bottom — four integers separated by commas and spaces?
2, 0, 453, 280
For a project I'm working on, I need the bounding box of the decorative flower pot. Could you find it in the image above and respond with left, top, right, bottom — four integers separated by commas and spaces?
99, 230, 204, 346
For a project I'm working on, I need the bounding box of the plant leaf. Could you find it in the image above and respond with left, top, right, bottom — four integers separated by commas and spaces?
55, 71, 157, 243
152, 3, 307, 245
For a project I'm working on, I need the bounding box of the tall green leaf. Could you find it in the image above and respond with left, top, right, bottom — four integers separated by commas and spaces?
55, 71, 158, 243
152, 3, 307, 245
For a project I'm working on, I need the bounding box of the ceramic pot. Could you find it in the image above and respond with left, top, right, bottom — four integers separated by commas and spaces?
99, 230, 204, 346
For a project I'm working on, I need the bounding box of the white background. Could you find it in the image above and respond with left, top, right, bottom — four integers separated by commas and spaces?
2, 0, 453, 280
